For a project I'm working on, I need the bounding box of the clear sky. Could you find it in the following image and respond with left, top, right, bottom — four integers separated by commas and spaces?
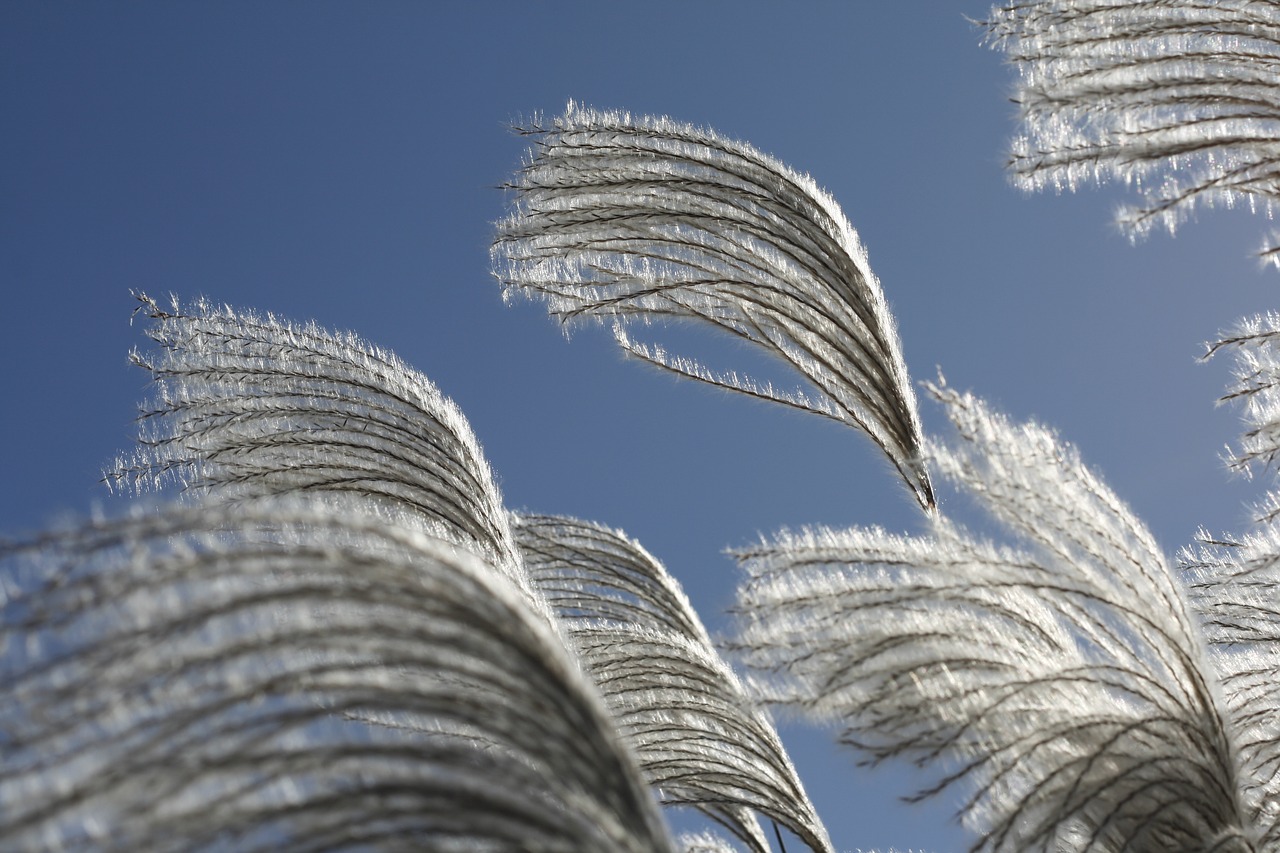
2, 3, 1276, 851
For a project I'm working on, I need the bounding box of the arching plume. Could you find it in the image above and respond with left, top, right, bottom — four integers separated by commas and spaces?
0, 500, 673, 852
514, 513, 833, 853
108, 293, 521, 579
492, 103, 933, 509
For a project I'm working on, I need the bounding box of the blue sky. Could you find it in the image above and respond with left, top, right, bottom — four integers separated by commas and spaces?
3, 3, 1277, 850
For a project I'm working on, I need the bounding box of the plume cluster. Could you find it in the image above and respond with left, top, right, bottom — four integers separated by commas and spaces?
0, 501, 671, 852
734, 383, 1253, 851
12, 293, 837, 850
972, 6, 1280, 840
9, 7, 1280, 846
985, 0, 1280, 259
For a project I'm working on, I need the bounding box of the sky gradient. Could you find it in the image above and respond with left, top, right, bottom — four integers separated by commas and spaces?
3, 3, 1277, 850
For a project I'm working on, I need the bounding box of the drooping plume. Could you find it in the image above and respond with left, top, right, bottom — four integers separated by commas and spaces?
493, 103, 933, 509
734, 382, 1253, 851
985, 0, 1280, 261
0, 500, 673, 852
514, 513, 833, 853
109, 293, 521, 578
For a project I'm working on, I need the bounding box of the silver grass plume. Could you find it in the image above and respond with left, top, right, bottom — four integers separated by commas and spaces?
1181, 317, 1280, 846
984, 0, 1280, 262
103, 294, 838, 846
104, 293, 838, 840
1183, 533, 1280, 850
108, 293, 521, 580
734, 381, 1254, 852
492, 103, 933, 509
0, 499, 673, 852
514, 513, 833, 853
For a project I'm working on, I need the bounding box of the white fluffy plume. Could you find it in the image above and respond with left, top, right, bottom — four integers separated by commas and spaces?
1181, 316, 1280, 848
492, 103, 933, 509
985, 0, 1280, 261
1183, 532, 1280, 850
514, 513, 833, 853
109, 293, 522, 580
